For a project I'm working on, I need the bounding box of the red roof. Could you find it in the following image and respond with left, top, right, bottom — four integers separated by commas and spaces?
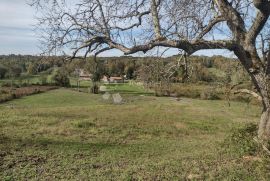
110, 77, 123, 80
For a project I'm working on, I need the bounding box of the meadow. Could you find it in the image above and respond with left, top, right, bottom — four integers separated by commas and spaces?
1, 84, 269, 180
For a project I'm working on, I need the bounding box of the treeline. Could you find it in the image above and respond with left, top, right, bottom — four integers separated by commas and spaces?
0, 55, 65, 79
0, 54, 250, 86
62, 55, 250, 84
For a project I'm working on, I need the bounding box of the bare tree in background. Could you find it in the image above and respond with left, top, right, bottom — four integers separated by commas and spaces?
31, 0, 270, 140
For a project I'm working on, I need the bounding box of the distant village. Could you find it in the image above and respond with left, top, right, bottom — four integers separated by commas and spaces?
75, 69, 125, 83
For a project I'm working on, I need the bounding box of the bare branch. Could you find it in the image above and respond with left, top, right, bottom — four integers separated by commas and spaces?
113, 11, 150, 31
196, 16, 225, 40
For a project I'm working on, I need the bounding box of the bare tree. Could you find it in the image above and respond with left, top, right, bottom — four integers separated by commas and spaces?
31, 0, 270, 140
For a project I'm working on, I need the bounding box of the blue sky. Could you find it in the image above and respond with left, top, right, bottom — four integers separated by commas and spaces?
0, 0, 233, 57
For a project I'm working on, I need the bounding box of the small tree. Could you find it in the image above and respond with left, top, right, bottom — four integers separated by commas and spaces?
27, 62, 38, 75
52, 69, 70, 87
86, 57, 105, 94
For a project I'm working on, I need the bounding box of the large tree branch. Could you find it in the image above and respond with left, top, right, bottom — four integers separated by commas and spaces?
150, 0, 163, 39
73, 36, 237, 56
246, 0, 270, 44
213, 0, 246, 39
253, 0, 270, 13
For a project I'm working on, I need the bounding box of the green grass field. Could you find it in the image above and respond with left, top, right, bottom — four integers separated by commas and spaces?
0, 75, 41, 86
0, 86, 268, 180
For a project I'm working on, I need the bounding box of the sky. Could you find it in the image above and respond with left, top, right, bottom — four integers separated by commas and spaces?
0, 0, 40, 55
0, 0, 233, 57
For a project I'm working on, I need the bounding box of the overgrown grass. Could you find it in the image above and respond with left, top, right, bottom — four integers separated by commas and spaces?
0, 86, 58, 103
0, 87, 268, 180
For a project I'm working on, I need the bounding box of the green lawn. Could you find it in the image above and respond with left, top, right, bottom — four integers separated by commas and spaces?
105, 83, 153, 96
69, 77, 92, 88
0, 87, 268, 180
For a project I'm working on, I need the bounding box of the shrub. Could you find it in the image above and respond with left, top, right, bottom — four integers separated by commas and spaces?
39, 75, 48, 85
170, 84, 202, 99
0, 89, 8, 94
154, 84, 171, 97
0, 86, 57, 103
52, 70, 70, 87
191, 65, 215, 83
0, 94, 13, 103
27, 63, 38, 75
1, 82, 19, 88
222, 123, 259, 156
200, 88, 221, 100
201, 58, 213, 68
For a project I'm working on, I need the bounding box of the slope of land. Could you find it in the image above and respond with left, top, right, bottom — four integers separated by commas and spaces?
0, 86, 267, 180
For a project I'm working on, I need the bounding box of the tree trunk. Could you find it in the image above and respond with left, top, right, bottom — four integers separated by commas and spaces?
252, 73, 270, 139
258, 107, 270, 139
234, 42, 270, 140
91, 81, 99, 94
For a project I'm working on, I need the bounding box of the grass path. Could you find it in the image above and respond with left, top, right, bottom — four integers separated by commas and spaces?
0, 88, 265, 180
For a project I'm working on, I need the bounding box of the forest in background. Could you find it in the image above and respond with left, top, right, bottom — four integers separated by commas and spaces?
0, 54, 257, 104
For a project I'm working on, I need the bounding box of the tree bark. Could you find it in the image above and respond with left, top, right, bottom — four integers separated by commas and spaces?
235, 47, 270, 140
258, 107, 270, 139
253, 73, 270, 139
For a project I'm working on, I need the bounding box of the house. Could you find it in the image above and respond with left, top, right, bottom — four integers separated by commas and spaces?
102, 75, 109, 83
75, 69, 92, 81
109, 76, 124, 83
101, 75, 124, 83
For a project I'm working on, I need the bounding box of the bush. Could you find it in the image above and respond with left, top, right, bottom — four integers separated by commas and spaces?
39, 75, 48, 85
52, 70, 70, 87
1, 82, 19, 88
222, 123, 259, 156
200, 88, 221, 100
190, 65, 215, 83
169, 84, 203, 99
154, 84, 171, 97
0, 89, 8, 94
27, 63, 38, 75
0, 86, 57, 103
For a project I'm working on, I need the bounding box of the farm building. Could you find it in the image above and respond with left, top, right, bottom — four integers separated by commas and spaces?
75, 69, 92, 81
102, 76, 124, 83
110, 76, 124, 83
101, 75, 109, 83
